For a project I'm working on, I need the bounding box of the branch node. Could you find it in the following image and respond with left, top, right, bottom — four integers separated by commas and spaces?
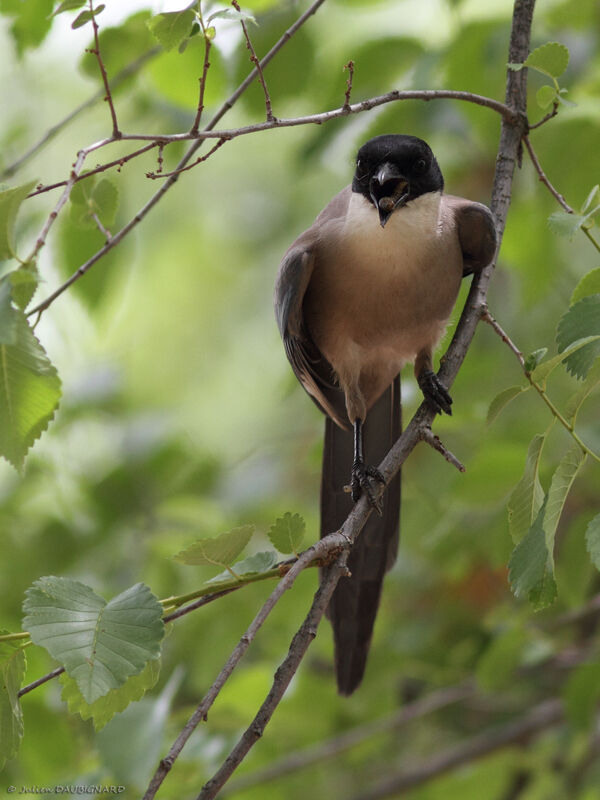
420, 427, 466, 473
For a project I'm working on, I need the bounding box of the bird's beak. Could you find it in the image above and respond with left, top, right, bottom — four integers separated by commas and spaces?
369, 163, 410, 228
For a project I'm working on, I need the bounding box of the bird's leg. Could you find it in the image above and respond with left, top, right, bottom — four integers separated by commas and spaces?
350, 418, 385, 513
415, 348, 453, 415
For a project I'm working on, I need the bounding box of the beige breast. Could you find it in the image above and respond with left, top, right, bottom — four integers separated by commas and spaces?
303, 191, 463, 413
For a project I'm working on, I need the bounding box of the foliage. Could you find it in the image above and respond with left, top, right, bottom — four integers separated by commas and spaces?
0, 0, 599, 797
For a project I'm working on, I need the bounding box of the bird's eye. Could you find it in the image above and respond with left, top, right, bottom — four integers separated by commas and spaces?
414, 158, 427, 173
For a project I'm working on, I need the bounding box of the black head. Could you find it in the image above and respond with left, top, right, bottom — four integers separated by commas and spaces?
352, 134, 444, 227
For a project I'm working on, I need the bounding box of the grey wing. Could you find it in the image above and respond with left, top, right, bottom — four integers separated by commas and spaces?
274, 244, 348, 428
446, 196, 498, 276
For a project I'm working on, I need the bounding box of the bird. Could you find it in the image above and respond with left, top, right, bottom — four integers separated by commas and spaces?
274, 133, 497, 695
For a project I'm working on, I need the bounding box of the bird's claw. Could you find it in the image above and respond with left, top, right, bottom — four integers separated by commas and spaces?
350, 460, 385, 514
418, 369, 453, 416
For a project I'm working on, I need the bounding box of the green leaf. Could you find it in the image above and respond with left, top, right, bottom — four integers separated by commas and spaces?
564, 361, 600, 424
71, 4, 104, 29
581, 185, 600, 215
531, 335, 600, 384
536, 85, 557, 109
585, 514, 600, 571
571, 268, 600, 305
147, 10, 195, 51
268, 512, 306, 554
524, 42, 569, 78
527, 566, 557, 610
70, 177, 118, 229
557, 296, 600, 378
52, 0, 86, 14
8, 262, 38, 310
206, 550, 278, 584
547, 210, 586, 239
0, 0, 53, 54
524, 348, 548, 373
0, 633, 26, 771
508, 500, 553, 601
508, 434, 546, 543
60, 657, 161, 731
174, 525, 254, 567
487, 385, 529, 425
0, 180, 37, 260
475, 627, 527, 691
23, 578, 164, 704
0, 311, 62, 469
564, 663, 600, 729
0, 280, 19, 344
542, 446, 586, 561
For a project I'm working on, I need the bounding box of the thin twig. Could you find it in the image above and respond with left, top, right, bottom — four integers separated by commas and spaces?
528, 101, 558, 130
18, 667, 65, 698
146, 138, 227, 180
29, 141, 162, 198
88, 0, 120, 138
233, 0, 275, 122
342, 60, 355, 113
349, 699, 564, 800
482, 307, 600, 463
523, 134, 573, 212
228, 682, 475, 793
26, 0, 328, 318
142, 530, 350, 800
196, 551, 350, 800
190, 31, 212, 135
0, 46, 159, 181
420, 427, 466, 472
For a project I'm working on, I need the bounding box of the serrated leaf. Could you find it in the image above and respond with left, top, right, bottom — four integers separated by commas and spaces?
268, 512, 306, 554
564, 361, 600, 424
564, 663, 600, 729
487, 385, 529, 425
0, 180, 37, 261
147, 10, 195, 51
174, 525, 254, 567
0, 280, 18, 344
71, 5, 104, 29
571, 268, 600, 305
508, 434, 546, 543
8, 263, 38, 311
543, 446, 586, 562
0, 311, 62, 469
531, 335, 600, 384
547, 210, 585, 239
51, 0, 86, 14
0, 633, 26, 771
206, 550, 278, 584
581, 185, 600, 215
23, 578, 164, 704
508, 500, 551, 598
524, 42, 569, 78
557, 296, 600, 379
536, 85, 557, 109
585, 514, 600, 571
475, 627, 527, 691
60, 657, 161, 731
524, 348, 548, 373
70, 177, 118, 229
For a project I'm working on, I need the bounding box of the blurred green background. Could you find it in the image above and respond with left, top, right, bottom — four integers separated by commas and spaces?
1, 0, 599, 797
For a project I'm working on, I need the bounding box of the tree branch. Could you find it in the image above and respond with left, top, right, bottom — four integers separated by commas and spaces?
228, 682, 475, 793
87, 0, 120, 138
233, 0, 275, 122
349, 699, 564, 800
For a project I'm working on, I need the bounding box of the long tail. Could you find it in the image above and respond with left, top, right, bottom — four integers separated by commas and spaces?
320, 376, 401, 695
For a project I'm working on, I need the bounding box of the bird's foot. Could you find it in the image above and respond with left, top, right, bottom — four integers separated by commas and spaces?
418, 370, 453, 415
349, 459, 385, 514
